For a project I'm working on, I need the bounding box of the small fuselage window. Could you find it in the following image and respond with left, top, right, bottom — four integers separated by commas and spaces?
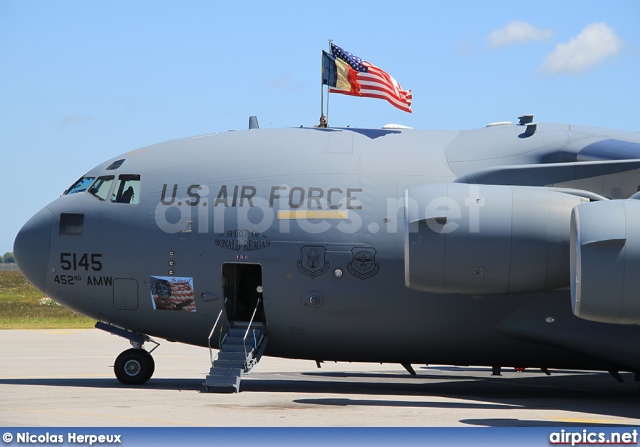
111, 174, 141, 204
88, 176, 115, 201
64, 176, 96, 195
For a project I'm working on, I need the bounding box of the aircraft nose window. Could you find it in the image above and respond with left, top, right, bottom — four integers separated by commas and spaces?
59, 213, 84, 236
64, 176, 96, 195
111, 174, 141, 204
88, 176, 115, 201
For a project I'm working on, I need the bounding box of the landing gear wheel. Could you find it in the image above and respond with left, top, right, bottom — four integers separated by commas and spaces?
114, 348, 155, 385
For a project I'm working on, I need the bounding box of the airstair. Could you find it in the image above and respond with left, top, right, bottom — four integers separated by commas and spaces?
203, 300, 267, 393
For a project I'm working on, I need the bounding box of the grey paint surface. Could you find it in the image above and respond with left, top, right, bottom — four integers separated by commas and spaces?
12, 121, 640, 384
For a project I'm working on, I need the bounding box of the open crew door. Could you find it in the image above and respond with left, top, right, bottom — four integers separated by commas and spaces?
222, 263, 265, 323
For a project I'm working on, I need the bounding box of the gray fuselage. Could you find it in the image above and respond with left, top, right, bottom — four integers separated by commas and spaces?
15, 123, 640, 373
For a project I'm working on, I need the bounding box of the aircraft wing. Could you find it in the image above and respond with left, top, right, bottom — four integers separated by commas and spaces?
571, 138, 640, 162
454, 159, 640, 188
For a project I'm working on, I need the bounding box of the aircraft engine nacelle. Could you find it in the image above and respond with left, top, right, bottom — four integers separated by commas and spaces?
404, 183, 585, 295
571, 199, 640, 324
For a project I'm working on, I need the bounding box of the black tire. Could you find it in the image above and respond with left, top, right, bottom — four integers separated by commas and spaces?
114, 348, 155, 385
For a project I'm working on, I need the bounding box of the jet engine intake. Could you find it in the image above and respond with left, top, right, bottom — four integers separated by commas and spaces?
571, 199, 640, 324
404, 183, 585, 295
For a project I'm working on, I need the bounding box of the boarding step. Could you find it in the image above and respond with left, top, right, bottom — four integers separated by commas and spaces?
204, 362, 244, 393
227, 326, 264, 340
203, 320, 268, 393
212, 359, 245, 369
223, 333, 263, 345
206, 368, 242, 378
220, 344, 249, 353
216, 351, 249, 362
203, 373, 241, 393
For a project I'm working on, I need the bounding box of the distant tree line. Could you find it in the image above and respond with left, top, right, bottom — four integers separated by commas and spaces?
1, 252, 15, 263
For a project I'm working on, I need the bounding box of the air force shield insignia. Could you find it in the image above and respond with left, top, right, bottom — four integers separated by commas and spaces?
297, 246, 330, 278
347, 247, 380, 280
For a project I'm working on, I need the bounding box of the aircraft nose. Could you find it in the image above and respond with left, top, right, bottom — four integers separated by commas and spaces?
14, 207, 52, 294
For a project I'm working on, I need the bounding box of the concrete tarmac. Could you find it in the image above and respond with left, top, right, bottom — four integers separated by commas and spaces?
1, 329, 639, 427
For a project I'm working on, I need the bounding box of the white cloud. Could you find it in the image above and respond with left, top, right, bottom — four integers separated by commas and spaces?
540, 23, 622, 75
487, 20, 554, 48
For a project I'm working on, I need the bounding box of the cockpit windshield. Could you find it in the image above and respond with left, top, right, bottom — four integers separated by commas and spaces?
111, 175, 141, 204
64, 173, 141, 204
64, 176, 96, 195
87, 176, 115, 201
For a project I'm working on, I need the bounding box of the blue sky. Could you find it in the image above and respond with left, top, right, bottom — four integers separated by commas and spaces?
1, 0, 639, 254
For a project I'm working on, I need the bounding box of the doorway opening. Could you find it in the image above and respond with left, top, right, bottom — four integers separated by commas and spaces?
222, 263, 265, 323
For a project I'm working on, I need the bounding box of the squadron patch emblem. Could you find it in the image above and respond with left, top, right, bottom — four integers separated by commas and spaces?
297, 246, 330, 278
347, 247, 380, 280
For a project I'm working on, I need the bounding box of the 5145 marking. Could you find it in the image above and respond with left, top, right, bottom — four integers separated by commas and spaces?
60, 253, 103, 271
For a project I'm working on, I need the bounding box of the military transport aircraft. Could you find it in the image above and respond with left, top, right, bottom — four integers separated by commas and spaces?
13, 115, 640, 392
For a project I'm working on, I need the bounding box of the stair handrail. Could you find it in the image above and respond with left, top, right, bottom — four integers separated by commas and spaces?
208, 298, 228, 365
243, 298, 262, 360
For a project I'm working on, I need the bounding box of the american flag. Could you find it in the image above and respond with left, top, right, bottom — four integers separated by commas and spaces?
150, 277, 196, 312
329, 43, 412, 113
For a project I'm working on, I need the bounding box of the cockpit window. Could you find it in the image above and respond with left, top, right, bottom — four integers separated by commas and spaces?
106, 159, 125, 170
64, 176, 96, 195
88, 176, 115, 201
111, 174, 141, 204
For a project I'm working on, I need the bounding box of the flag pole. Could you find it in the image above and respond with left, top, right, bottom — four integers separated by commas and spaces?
320, 54, 324, 122
320, 49, 325, 122
326, 39, 333, 126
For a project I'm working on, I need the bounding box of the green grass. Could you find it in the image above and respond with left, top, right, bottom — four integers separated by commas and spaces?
0, 271, 94, 329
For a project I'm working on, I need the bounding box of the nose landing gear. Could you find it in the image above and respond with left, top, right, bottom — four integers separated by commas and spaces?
114, 348, 155, 385
95, 322, 159, 385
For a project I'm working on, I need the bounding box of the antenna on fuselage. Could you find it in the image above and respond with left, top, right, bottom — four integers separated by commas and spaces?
249, 116, 259, 130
